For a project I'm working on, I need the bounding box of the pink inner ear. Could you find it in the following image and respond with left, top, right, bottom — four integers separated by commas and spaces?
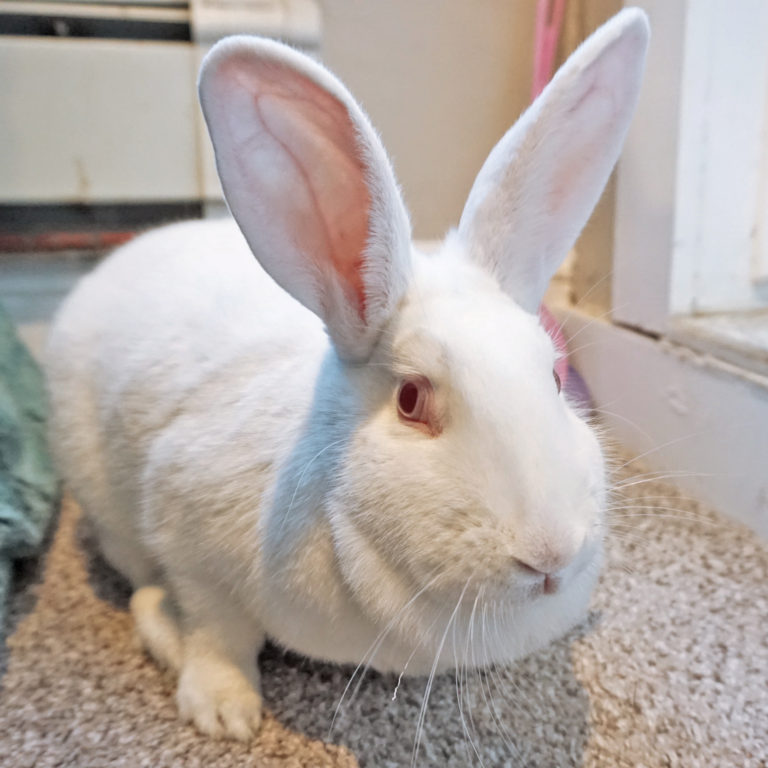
223, 56, 371, 319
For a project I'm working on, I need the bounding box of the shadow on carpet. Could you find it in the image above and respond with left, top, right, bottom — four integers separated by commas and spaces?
1, 473, 767, 767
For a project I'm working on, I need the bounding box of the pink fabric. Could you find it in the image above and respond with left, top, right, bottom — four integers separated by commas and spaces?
531, 0, 567, 100
539, 305, 569, 388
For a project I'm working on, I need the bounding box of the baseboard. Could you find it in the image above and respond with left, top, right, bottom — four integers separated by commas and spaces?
551, 305, 768, 538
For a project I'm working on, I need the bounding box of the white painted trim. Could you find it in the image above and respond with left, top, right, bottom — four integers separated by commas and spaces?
667, 312, 768, 380
670, 0, 768, 314
612, 0, 685, 334
613, 0, 768, 330
553, 303, 768, 538
0, 37, 199, 203
755, 67, 768, 292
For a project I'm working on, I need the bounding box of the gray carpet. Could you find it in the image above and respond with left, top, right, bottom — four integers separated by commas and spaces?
1, 460, 767, 767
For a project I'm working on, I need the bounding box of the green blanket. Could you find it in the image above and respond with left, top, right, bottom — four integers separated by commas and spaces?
0, 304, 58, 635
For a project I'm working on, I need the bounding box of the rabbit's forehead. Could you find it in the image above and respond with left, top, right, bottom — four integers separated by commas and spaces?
394, 254, 555, 385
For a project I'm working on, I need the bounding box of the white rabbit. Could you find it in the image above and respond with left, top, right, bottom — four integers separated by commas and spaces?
46, 9, 649, 740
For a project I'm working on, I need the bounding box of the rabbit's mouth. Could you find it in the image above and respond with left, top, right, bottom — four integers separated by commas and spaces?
531, 573, 562, 597
467, 533, 602, 607
528, 535, 602, 600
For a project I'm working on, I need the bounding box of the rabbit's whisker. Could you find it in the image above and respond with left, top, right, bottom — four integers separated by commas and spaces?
590, 407, 655, 443
605, 529, 651, 548
452, 595, 485, 767
328, 569, 442, 736
489, 598, 527, 712
607, 511, 717, 528
480, 594, 520, 758
561, 339, 603, 358
613, 469, 715, 491
553, 268, 615, 339
411, 577, 471, 768
469, 590, 498, 743
607, 501, 709, 516
558, 301, 630, 347
612, 430, 717, 474
464, 586, 488, 761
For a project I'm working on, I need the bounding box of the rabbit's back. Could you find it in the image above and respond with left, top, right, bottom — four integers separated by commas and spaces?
46, 217, 325, 584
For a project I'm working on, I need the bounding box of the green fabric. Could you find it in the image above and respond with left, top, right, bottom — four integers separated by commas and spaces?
0, 304, 58, 634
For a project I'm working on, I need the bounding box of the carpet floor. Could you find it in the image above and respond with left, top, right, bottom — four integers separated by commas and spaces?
1, 461, 767, 768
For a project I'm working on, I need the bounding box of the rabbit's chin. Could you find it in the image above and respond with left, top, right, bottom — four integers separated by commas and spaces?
372, 544, 601, 676
290, 540, 600, 680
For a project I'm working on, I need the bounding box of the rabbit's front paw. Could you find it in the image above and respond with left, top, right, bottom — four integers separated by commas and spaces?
177, 657, 262, 740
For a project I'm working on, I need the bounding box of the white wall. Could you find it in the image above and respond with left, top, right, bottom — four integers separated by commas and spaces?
320, 0, 536, 239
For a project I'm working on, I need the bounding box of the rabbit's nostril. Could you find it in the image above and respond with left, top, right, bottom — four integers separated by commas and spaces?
513, 557, 544, 576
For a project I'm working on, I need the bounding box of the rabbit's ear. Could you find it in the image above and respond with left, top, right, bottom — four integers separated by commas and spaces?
457, 8, 649, 314
199, 37, 411, 361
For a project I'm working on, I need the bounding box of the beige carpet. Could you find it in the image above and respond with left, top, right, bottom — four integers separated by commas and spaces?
1, 463, 767, 768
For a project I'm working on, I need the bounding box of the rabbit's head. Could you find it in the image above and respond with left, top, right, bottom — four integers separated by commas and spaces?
200, 9, 649, 664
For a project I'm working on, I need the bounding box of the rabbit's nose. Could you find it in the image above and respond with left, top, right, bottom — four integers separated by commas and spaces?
512, 529, 588, 592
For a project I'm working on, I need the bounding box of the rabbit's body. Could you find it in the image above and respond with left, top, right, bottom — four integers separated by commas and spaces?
48, 217, 321, 581
46, 10, 649, 741
48, 217, 594, 673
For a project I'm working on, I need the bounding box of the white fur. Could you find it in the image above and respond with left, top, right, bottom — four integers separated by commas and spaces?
46, 9, 649, 740
459, 7, 650, 312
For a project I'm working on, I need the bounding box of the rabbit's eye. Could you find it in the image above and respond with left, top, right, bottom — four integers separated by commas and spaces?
397, 376, 439, 435
398, 381, 420, 415
553, 369, 562, 393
